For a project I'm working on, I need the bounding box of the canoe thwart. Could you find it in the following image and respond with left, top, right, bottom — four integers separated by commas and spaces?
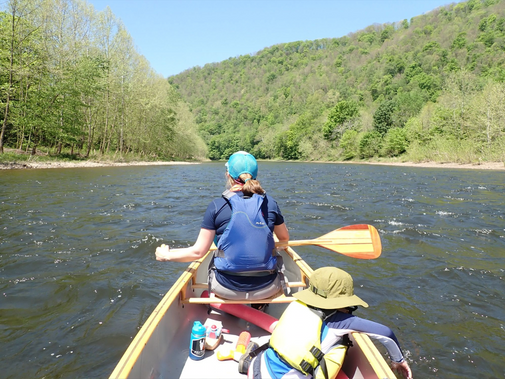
191, 281, 307, 290
182, 293, 298, 305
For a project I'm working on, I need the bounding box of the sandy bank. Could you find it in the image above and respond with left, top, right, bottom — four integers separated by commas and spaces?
345, 161, 505, 170
1, 160, 503, 171
0, 160, 200, 170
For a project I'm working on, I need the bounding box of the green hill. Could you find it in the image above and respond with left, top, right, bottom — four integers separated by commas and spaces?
169, 0, 505, 164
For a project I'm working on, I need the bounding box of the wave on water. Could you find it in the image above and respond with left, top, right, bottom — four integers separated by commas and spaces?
1, 163, 504, 378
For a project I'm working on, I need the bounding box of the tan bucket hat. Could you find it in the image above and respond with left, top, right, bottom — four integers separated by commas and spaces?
293, 267, 369, 310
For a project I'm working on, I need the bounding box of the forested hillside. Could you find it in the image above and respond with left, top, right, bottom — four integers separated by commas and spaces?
170, 0, 505, 163
0, 0, 207, 160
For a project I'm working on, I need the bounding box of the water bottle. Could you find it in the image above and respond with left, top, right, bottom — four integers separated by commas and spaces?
189, 321, 206, 360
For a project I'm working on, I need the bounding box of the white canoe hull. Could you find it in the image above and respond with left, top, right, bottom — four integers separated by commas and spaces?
110, 247, 395, 379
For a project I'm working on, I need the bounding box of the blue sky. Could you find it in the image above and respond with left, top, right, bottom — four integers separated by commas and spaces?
87, 0, 463, 78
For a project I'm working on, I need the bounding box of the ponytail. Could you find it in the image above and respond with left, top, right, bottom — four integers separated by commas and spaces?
241, 176, 265, 196
227, 173, 265, 196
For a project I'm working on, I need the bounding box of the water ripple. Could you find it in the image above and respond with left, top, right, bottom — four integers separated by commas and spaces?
1, 163, 505, 378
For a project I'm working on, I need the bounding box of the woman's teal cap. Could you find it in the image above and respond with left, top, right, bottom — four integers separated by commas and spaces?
226, 151, 258, 180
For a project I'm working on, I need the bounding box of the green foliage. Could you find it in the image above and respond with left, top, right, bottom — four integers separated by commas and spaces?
164, 0, 505, 163
381, 127, 408, 157
275, 131, 298, 160
423, 41, 441, 52
358, 131, 381, 159
393, 89, 428, 127
207, 134, 240, 160
380, 25, 395, 42
339, 130, 359, 160
358, 32, 376, 45
323, 100, 359, 140
275, 112, 319, 160
0, 0, 206, 160
373, 100, 396, 135
451, 32, 468, 49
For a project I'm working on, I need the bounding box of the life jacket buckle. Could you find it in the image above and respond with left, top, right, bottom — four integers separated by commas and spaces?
299, 360, 314, 375
310, 345, 324, 361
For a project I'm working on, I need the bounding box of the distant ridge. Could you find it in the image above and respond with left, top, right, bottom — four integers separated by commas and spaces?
170, 0, 505, 164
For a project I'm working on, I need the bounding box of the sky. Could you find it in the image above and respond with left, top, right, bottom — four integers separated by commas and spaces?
86, 0, 464, 78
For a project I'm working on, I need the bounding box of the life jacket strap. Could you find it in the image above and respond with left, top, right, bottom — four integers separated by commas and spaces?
215, 249, 278, 258
319, 356, 329, 379
299, 345, 324, 375
249, 342, 269, 358
217, 269, 277, 277
310, 345, 324, 361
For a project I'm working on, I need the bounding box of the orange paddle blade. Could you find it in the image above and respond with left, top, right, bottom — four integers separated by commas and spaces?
276, 224, 381, 259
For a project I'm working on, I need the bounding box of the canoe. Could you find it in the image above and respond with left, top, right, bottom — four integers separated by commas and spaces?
109, 242, 395, 379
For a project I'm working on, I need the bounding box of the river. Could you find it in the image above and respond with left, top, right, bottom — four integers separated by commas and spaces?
0, 162, 503, 378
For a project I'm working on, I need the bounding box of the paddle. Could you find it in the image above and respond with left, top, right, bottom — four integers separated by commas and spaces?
275, 224, 381, 260
168, 224, 381, 260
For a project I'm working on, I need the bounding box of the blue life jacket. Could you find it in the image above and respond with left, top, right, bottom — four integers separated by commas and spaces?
214, 191, 277, 274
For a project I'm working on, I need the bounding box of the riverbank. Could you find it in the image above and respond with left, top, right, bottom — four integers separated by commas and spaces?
1, 158, 503, 170
0, 160, 200, 170
345, 160, 505, 170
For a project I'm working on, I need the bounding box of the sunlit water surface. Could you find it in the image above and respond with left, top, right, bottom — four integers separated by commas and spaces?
1, 162, 504, 378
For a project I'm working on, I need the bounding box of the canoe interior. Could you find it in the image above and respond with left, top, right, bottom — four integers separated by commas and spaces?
110, 248, 395, 379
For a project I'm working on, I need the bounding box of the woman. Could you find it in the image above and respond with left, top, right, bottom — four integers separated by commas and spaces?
155, 151, 289, 300
242, 267, 413, 379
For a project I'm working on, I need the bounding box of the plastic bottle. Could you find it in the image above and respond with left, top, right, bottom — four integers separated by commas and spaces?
208, 324, 218, 339
189, 321, 206, 360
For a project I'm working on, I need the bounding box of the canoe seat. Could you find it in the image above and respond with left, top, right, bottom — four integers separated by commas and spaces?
181, 281, 307, 305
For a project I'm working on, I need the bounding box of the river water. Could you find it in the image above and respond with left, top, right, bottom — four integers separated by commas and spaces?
0, 162, 504, 379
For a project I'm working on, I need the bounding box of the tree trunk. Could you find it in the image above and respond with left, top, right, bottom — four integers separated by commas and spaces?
0, 8, 17, 154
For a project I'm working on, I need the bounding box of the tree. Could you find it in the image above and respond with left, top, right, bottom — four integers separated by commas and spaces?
381, 127, 408, 157
472, 81, 505, 148
359, 131, 381, 158
339, 130, 359, 160
373, 100, 395, 135
0, 0, 43, 153
393, 89, 427, 128
322, 100, 359, 140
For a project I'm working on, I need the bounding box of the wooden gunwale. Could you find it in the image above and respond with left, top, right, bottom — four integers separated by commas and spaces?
109, 245, 396, 379
109, 253, 208, 379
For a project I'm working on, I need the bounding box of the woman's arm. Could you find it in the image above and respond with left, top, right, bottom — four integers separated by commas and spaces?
155, 228, 215, 262
274, 223, 289, 242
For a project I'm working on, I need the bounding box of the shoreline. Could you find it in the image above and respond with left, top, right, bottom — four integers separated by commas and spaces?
1, 159, 504, 171
0, 160, 200, 170
341, 160, 505, 170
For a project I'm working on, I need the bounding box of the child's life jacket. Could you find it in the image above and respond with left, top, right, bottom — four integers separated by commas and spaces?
270, 300, 325, 375
214, 191, 277, 275
269, 301, 347, 378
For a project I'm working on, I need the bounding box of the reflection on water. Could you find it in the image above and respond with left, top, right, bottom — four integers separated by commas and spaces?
1, 163, 504, 378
